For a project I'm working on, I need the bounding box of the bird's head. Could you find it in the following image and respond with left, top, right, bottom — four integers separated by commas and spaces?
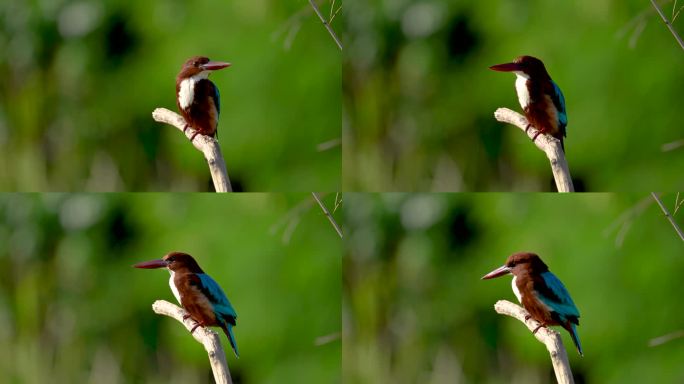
133, 251, 204, 273
481, 252, 549, 279
489, 55, 550, 80
177, 56, 231, 80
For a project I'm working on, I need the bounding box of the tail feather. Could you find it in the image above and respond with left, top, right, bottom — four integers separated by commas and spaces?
221, 323, 239, 358
568, 323, 583, 357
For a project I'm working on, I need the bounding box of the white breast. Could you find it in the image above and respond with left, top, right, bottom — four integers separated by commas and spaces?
511, 275, 522, 303
178, 71, 209, 110
168, 271, 182, 304
514, 72, 531, 109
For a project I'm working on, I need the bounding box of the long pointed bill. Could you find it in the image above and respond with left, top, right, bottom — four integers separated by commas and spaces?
481, 265, 511, 279
201, 61, 231, 71
489, 62, 522, 72
133, 259, 168, 269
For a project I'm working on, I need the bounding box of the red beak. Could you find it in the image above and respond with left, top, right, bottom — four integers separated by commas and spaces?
133, 259, 168, 269
489, 62, 522, 72
201, 61, 232, 71
481, 265, 511, 280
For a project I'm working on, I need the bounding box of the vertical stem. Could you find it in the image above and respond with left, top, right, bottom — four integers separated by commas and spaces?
651, 192, 684, 242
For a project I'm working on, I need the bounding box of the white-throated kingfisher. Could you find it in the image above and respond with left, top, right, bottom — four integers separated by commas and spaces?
176, 56, 231, 141
482, 252, 583, 356
134, 251, 240, 357
490, 56, 568, 150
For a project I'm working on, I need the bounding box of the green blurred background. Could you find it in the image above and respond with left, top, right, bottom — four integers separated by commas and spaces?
343, 193, 684, 383
343, 0, 684, 191
0, 193, 341, 383
0, 1, 341, 191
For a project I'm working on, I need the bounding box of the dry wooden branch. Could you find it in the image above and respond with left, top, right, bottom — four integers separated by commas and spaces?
494, 300, 575, 384
152, 108, 232, 192
649, 0, 684, 51
494, 108, 574, 192
650, 192, 684, 242
152, 300, 233, 384
309, 0, 343, 50
311, 192, 343, 238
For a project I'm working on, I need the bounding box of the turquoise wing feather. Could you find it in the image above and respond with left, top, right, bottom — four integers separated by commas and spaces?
551, 80, 567, 136
537, 271, 579, 321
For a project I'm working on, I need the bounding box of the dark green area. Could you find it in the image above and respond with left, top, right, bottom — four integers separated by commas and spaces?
343, 193, 684, 383
0, 1, 341, 191
0, 193, 342, 383
343, 0, 684, 191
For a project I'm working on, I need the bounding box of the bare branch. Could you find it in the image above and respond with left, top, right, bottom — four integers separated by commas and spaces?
494, 108, 574, 192
649, 329, 684, 346
662, 139, 684, 152
650, 0, 684, 51
650, 192, 684, 242
493, 300, 575, 384
311, 192, 343, 238
152, 300, 233, 384
152, 108, 232, 192
309, 0, 343, 50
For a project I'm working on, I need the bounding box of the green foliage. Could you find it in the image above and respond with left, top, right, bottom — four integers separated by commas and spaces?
0, 1, 341, 191
343, 0, 684, 191
0, 193, 342, 383
343, 193, 684, 383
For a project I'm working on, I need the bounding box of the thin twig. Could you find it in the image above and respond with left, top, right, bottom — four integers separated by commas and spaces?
269, 197, 314, 244
650, 192, 684, 242
649, 329, 684, 346
494, 108, 574, 192
603, 196, 653, 247
308, 0, 343, 50
152, 108, 232, 192
661, 139, 684, 152
152, 300, 233, 384
311, 192, 343, 238
650, 0, 684, 51
494, 300, 575, 384
674, 192, 684, 216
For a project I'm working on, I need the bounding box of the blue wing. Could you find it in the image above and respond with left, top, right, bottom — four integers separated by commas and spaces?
536, 271, 579, 321
550, 80, 567, 137
212, 83, 221, 116
197, 273, 237, 321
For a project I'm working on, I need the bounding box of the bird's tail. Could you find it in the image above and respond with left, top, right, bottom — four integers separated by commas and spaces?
569, 323, 583, 357
222, 323, 239, 358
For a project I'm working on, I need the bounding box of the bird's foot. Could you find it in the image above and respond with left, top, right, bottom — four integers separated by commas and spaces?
532, 324, 547, 334
524, 315, 531, 321
525, 124, 532, 133
190, 132, 200, 142
182, 314, 192, 321
190, 322, 204, 334
532, 131, 542, 142
183, 124, 190, 133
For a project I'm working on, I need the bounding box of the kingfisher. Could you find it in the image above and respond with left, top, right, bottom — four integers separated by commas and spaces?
490, 56, 567, 150
482, 252, 583, 356
176, 56, 231, 141
134, 251, 239, 358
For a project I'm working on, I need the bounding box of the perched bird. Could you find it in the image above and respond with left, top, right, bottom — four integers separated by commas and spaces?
490, 56, 567, 150
176, 56, 231, 141
482, 252, 582, 356
134, 251, 239, 357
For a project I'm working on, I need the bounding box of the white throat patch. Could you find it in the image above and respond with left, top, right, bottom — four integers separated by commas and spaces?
514, 72, 531, 109
178, 71, 209, 110
168, 270, 182, 304
511, 275, 522, 303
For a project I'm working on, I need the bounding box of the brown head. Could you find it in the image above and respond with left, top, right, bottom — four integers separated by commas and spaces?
481, 252, 549, 279
177, 56, 231, 81
489, 55, 551, 80
133, 251, 205, 274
